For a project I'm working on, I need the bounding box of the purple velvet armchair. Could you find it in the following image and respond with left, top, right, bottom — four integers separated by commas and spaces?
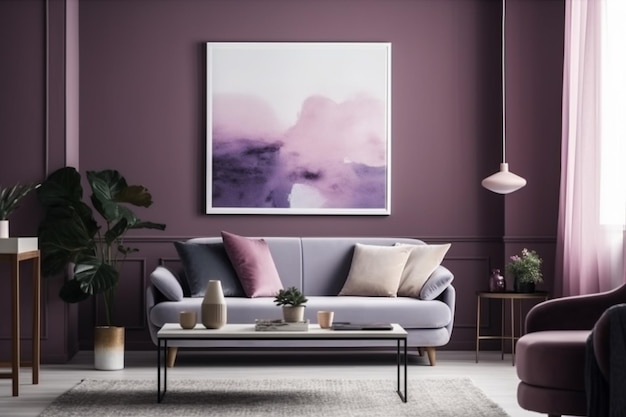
515, 283, 626, 417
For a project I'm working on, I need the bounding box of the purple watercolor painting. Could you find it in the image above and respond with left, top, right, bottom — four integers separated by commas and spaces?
206, 42, 391, 215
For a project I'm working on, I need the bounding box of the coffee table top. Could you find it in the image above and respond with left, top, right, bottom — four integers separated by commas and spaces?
158, 323, 407, 340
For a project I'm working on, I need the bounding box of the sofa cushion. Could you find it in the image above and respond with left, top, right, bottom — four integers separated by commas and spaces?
149, 295, 453, 330
516, 330, 590, 391
338, 243, 412, 297
395, 243, 451, 298
221, 231, 284, 297
150, 266, 183, 301
174, 241, 244, 297
420, 266, 454, 300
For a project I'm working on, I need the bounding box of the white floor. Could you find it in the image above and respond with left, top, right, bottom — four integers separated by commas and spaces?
1, 349, 552, 417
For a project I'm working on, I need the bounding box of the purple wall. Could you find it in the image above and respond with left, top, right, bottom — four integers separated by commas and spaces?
0, 0, 564, 361
79, 0, 505, 238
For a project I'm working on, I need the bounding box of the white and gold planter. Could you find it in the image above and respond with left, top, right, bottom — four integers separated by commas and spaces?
94, 326, 125, 370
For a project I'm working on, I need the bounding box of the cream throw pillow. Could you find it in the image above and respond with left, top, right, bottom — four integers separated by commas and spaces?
396, 243, 451, 298
338, 244, 413, 297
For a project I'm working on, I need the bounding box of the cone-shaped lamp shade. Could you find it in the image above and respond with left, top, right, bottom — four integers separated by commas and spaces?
481, 163, 527, 194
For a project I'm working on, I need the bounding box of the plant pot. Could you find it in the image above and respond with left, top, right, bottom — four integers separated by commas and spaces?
515, 281, 536, 293
282, 306, 305, 323
0, 220, 8, 238
94, 326, 125, 370
201, 280, 227, 329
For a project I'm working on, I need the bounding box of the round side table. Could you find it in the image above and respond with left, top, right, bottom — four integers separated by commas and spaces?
475, 290, 548, 365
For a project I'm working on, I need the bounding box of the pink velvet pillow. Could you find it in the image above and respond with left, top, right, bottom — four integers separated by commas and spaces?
221, 231, 283, 297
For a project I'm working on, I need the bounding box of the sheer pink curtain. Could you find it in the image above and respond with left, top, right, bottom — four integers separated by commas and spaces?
556, 0, 625, 297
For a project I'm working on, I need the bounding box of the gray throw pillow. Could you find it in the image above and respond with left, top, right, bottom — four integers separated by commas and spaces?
174, 241, 245, 297
419, 266, 454, 300
150, 266, 184, 301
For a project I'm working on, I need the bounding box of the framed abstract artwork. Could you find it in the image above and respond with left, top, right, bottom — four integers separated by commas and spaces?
206, 42, 391, 215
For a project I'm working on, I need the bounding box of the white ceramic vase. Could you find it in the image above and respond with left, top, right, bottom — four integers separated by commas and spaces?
202, 280, 227, 329
94, 326, 125, 370
0, 220, 9, 238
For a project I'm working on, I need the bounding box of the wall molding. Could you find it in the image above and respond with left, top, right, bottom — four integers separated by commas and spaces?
503, 236, 557, 243
118, 235, 556, 244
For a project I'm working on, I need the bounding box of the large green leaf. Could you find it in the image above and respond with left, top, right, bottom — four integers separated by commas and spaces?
104, 217, 129, 246
87, 170, 127, 199
40, 251, 73, 279
131, 220, 166, 230
73, 257, 119, 296
36, 167, 83, 208
87, 170, 128, 222
116, 205, 139, 227
59, 279, 91, 304
37, 194, 99, 277
90, 175, 155, 224
115, 185, 153, 207
118, 245, 139, 256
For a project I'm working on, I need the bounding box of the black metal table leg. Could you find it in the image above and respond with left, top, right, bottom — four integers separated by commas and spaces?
396, 340, 400, 393
157, 338, 167, 403
396, 337, 407, 402
157, 338, 161, 402
403, 338, 407, 402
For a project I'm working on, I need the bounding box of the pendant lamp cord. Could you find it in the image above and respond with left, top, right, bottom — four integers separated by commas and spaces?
501, 0, 506, 164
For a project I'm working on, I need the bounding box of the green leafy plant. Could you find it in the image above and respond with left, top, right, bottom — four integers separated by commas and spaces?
507, 248, 543, 284
0, 183, 38, 220
37, 167, 166, 326
274, 287, 308, 307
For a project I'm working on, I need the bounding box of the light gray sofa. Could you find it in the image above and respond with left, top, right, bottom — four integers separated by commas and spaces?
146, 237, 456, 366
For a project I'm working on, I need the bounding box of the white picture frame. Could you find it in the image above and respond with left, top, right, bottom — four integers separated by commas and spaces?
206, 42, 391, 215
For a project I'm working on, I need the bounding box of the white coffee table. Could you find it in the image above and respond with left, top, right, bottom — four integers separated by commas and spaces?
157, 323, 408, 403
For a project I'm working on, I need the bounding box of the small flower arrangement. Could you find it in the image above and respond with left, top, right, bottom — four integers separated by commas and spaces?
507, 248, 543, 284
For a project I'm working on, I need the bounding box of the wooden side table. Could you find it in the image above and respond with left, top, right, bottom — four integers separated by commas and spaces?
0, 238, 40, 396
475, 290, 548, 365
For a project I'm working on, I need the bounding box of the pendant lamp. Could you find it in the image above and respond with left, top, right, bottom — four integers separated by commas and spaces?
481, 0, 527, 194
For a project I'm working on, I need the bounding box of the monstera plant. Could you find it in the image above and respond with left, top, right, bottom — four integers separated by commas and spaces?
37, 167, 166, 326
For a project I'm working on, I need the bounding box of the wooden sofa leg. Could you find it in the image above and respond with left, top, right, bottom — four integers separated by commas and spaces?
424, 347, 436, 366
417, 347, 423, 356
167, 347, 178, 368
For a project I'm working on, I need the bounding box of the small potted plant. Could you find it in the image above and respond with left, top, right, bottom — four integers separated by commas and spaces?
274, 286, 308, 322
0, 183, 38, 238
507, 248, 543, 293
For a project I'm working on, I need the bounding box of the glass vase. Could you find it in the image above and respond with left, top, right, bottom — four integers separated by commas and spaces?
489, 269, 506, 292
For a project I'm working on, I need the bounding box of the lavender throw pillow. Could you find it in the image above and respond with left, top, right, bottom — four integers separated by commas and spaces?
150, 266, 184, 301
221, 231, 284, 298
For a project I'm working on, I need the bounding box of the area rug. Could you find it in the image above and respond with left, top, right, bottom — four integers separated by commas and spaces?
39, 378, 509, 417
